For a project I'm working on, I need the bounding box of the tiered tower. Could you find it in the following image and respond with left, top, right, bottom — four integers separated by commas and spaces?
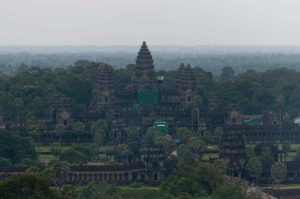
91, 63, 114, 112
131, 42, 159, 106
50, 95, 73, 125
132, 41, 156, 88
176, 63, 197, 106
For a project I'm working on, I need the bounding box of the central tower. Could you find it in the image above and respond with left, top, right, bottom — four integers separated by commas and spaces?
132, 41, 156, 87
131, 41, 158, 106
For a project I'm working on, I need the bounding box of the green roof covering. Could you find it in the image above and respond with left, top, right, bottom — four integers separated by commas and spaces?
153, 120, 168, 135
157, 75, 164, 81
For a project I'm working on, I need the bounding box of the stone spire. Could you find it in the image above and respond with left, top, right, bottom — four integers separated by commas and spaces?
176, 63, 196, 90
91, 63, 114, 111
133, 41, 156, 85
175, 63, 197, 107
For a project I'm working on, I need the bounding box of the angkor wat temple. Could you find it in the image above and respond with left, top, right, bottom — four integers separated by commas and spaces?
47, 41, 300, 145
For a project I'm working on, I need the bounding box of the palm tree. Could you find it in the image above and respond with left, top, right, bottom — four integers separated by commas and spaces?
42, 160, 70, 188
245, 157, 262, 185
55, 123, 65, 144
282, 141, 291, 161
73, 122, 85, 143
27, 121, 44, 152
14, 98, 24, 129
271, 161, 287, 189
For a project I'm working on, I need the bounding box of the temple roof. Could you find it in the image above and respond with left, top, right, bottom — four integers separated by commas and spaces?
176, 63, 196, 89
94, 63, 113, 89
136, 41, 154, 69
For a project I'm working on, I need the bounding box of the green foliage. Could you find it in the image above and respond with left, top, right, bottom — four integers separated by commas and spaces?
60, 184, 77, 199
144, 127, 161, 145
202, 131, 213, 144
0, 131, 37, 164
220, 66, 235, 80
55, 123, 66, 143
126, 126, 140, 141
282, 141, 291, 161
212, 184, 246, 199
161, 162, 224, 197
245, 157, 262, 180
113, 144, 131, 162
78, 182, 121, 199
119, 189, 168, 199
58, 144, 97, 164
50, 142, 62, 157
0, 174, 58, 199
42, 160, 70, 187
0, 157, 12, 166
187, 138, 206, 160
59, 148, 89, 164
212, 127, 223, 145
271, 161, 287, 184
2, 63, 300, 120
90, 119, 106, 146
177, 144, 195, 164
73, 122, 85, 142
175, 127, 196, 144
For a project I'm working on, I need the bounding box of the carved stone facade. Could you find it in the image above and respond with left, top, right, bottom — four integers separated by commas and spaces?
0, 146, 174, 185
50, 95, 73, 125
90, 64, 114, 112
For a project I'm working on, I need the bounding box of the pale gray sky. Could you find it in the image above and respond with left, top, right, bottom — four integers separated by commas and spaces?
1, 0, 300, 45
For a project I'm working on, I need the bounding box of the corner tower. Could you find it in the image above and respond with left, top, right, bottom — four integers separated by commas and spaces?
176, 63, 197, 106
90, 63, 114, 112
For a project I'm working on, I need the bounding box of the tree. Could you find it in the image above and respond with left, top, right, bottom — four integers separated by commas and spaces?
144, 127, 161, 145
14, 98, 24, 128
212, 184, 246, 199
176, 144, 195, 164
126, 125, 140, 141
27, 121, 44, 152
55, 123, 65, 144
78, 182, 121, 199
213, 127, 224, 145
202, 131, 213, 144
154, 135, 176, 153
187, 137, 206, 161
73, 122, 85, 143
50, 142, 62, 157
90, 119, 106, 146
271, 162, 287, 186
113, 144, 131, 163
42, 160, 70, 188
245, 157, 262, 184
59, 148, 88, 165
175, 127, 196, 144
0, 131, 37, 164
60, 185, 77, 199
0, 157, 12, 166
220, 66, 235, 80
0, 174, 58, 199
73, 144, 98, 160
282, 141, 291, 161
161, 162, 225, 197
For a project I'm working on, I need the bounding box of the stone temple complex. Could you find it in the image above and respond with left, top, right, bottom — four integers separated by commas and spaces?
87, 41, 201, 143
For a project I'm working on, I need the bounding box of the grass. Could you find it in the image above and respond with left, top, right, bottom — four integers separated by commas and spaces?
38, 154, 56, 164
276, 183, 300, 189
202, 153, 219, 160
118, 186, 159, 191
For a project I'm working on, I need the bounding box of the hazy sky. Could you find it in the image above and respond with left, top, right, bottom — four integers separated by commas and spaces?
1, 0, 300, 45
